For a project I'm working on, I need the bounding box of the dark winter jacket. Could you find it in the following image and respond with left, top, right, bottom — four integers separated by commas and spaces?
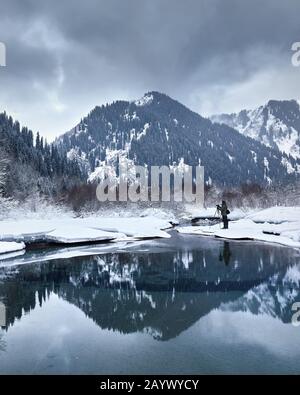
217, 202, 228, 216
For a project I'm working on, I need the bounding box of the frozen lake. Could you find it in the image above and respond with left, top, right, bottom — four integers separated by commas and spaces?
0, 231, 300, 374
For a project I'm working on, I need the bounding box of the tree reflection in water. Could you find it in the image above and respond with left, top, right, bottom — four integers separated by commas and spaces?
0, 333, 5, 353
0, 235, 299, 341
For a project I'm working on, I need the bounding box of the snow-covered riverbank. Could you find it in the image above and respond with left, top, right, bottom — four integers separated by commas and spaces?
179, 206, 300, 248
2, 206, 300, 258
0, 216, 173, 256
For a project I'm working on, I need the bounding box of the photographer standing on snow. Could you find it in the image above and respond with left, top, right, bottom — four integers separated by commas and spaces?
217, 200, 230, 229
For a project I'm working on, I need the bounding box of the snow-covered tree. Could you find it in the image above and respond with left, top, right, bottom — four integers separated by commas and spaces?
0, 142, 9, 195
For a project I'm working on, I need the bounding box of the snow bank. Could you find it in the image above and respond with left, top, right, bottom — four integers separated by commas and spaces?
81, 216, 172, 239
0, 219, 56, 242
0, 241, 25, 255
177, 217, 300, 248
137, 208, 179, 225
45, 225, 122, 244
187, 206, 300, 224
247, 206, 300, 224
178, 207, 300, 248
0, 216, 172, 245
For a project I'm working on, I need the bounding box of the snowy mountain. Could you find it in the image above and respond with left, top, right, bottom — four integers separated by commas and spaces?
220, 262, 300, 324
55, 92, 300, 187
211, 99, 300, 159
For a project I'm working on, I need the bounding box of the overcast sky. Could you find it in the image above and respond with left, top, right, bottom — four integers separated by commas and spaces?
0, 0, 300, 140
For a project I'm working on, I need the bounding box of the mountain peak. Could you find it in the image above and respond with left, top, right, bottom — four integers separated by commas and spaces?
133, 91, 170, 106
211, 98, 300, 158
134, 92, 155, 107
266, 99, 300, 110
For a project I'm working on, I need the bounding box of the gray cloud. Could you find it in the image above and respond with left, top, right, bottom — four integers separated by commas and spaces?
0, 0, 300, 140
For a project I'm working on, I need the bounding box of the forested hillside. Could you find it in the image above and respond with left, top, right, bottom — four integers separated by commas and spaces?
0, 112, 85, 199
56, 92, 300, 187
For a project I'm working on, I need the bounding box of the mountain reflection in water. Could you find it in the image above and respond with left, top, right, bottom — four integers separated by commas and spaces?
0, 232, 299, 342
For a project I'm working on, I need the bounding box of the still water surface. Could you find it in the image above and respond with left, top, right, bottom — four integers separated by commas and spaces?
0, 232, 300, 374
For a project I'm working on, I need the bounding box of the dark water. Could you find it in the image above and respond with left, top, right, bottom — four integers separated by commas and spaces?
1, 231, 300, 374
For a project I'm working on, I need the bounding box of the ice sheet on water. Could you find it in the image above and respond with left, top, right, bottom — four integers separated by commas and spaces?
0, 216, 172, 245
0, 241, 25, 255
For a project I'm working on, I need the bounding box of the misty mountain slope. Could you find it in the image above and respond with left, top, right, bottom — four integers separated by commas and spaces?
56, 92, 300, 187
211, 100, 300, 159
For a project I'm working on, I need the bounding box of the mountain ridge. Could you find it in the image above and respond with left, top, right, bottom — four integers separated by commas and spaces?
211, 99, 300, 159
55, 91, 300, 187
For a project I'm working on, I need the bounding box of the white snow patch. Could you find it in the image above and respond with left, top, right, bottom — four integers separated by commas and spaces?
178, 207, 300, 249
0, 241, 25, 255
247, 206, 300, 223
281, 157, 295, 174
226, 153, 234, 163
284, 264, 300, 285
137, 123, 150, 140
250, 150, 257, 163
88, 148, 136, 183
134, 94, 153, 107
165, 128, 169, 141
45, 225, 119, 244
0, 216, 172, 245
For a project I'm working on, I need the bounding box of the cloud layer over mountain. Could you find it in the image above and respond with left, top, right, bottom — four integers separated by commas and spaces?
0, 0, 300, 139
